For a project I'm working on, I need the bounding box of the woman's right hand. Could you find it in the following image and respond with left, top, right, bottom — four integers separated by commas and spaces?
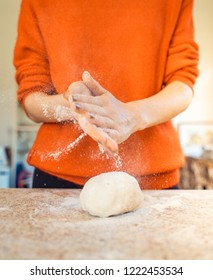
64, 81, 118, 154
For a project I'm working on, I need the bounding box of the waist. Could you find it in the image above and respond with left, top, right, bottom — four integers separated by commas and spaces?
44, 168, 180, 190
27, 122, 184, 189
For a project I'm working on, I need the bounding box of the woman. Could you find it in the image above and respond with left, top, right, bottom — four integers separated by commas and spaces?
14, 0, 199, 189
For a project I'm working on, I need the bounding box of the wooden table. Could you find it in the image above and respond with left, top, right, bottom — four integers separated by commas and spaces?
0, 189, 213, 260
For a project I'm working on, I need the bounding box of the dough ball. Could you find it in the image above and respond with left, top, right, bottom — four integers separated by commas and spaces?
80, 171, 143, 217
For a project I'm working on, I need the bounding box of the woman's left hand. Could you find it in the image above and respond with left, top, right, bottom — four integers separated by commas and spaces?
72, 71, 141, 144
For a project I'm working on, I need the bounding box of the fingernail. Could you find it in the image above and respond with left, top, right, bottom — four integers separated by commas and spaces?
83, 71, 90, 77
83, 71, 91, 79
75, 103, 81, 109
89, 113, 95, 119
72, 95, 77, 101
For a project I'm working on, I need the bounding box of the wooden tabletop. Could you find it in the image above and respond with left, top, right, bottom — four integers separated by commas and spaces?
0, 188, 213, 260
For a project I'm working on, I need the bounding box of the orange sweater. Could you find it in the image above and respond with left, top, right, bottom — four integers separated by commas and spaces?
14, 0, 199, 189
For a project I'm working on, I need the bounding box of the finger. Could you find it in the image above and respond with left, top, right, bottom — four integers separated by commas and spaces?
102, 135, 119, 154
72, 94, 102, 106
68, 81, 91, 96
68, 95, 78, 112
82, 71, 107, 96
78, 116, 118, 153
102, 128, 120, 143
89, 114, 117, 129
78, 116, 106, 143
74, 102, 109, 117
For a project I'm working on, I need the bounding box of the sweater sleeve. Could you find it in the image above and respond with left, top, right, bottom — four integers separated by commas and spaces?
164, 0, 199, 89
13, 0, 55, 105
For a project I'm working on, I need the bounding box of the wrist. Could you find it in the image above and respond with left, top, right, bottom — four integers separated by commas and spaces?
126, 100, 149, 133
53, 94, 75, 122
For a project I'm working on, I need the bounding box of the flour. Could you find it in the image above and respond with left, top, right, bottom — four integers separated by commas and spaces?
40, 132, 87, 161
54, 105, 77, 123
40, 102, 122, 169
42, 104, 50, 120
151, 199, 183, 212
113, 153, 122, 169
42, 103, 77, 123
67, 132, 87, 150
39, 130, 123, 168
97, 143, 122, 169
0, 207, 9, 212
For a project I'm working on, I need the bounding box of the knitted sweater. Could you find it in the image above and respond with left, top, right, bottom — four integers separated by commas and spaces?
14, 0, 199, 189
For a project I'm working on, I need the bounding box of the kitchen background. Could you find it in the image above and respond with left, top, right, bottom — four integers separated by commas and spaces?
0, 0, 213, 188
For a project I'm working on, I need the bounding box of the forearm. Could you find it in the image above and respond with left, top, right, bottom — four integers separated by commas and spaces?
24, 92, 73, 123
131, 81, 193, 132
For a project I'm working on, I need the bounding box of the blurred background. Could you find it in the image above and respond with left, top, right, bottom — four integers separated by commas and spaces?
0, 0, 213, 188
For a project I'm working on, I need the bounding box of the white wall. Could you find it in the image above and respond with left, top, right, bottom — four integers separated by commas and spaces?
0, 0, 20, 146
174, 0, 213, 124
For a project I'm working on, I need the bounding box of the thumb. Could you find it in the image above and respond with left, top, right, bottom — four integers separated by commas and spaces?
82, 71, 106, 96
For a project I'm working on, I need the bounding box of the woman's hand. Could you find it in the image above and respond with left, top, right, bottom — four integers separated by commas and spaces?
71, 71, 141, 144
64, 80, 118, 154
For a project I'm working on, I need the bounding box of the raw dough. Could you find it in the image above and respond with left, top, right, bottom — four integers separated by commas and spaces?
80, 171, 143, 217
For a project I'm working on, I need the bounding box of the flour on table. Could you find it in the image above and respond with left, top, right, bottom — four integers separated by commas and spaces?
80, 171, 143, 218
151, 198, 183, 212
